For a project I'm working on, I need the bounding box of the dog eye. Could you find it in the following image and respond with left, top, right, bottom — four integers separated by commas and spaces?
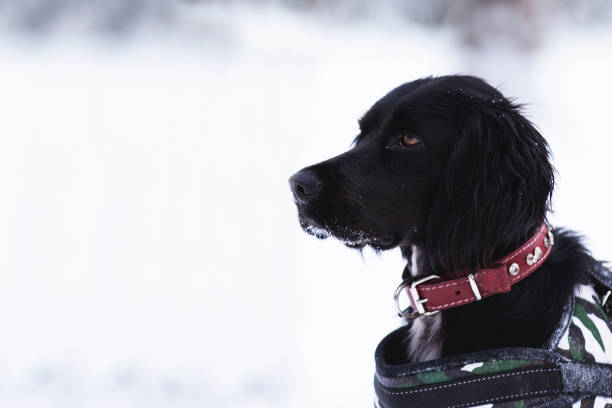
401, 133, 421, 147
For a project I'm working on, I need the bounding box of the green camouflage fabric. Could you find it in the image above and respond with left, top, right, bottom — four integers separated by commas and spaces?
556, 284, 612, 408
375, 283, 612, 408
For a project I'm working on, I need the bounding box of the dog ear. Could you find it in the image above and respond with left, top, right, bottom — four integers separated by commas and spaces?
425, 104, 554, 277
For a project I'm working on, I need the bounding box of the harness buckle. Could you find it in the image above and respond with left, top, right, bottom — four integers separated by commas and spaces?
394, 275, 440, 319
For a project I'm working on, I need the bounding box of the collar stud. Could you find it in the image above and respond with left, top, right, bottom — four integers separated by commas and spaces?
508, 262, 520, 276
526, 246, 542, 266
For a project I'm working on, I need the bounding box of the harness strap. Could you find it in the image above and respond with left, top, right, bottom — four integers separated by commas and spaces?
592, 262, 612, 289
561, 361, 612, 396
375, 362, 612, 408
592, 262, 612, 315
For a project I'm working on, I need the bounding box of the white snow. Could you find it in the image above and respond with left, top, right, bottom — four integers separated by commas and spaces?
0, 3, 611, 408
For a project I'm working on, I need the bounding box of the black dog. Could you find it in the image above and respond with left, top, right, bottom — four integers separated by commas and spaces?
289, 75, 600, 362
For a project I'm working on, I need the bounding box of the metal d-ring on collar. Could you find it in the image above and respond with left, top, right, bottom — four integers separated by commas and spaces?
393, 275, 441, 319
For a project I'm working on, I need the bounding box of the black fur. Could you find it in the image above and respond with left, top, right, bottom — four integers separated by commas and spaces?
289, 75, 600, 358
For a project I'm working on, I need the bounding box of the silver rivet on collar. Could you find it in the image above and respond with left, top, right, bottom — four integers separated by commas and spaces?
544, 225, 555, 248
534, 246, 542, 258
509, 263, 520, 276
526, 246, 542, 266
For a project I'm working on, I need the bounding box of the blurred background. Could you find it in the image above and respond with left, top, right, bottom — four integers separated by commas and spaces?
0, 1, 611, 407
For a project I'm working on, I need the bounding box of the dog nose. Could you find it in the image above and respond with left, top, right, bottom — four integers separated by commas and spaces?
289, 170, 322, 204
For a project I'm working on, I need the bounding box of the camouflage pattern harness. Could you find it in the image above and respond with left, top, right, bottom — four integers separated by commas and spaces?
374, 264, 612, 408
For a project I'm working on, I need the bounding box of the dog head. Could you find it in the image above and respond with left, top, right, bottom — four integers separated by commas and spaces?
289, 75, 554, 275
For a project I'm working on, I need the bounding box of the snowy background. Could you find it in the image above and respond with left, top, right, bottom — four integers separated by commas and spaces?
0, 1, 611, 407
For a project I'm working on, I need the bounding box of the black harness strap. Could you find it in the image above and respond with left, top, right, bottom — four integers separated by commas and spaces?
375, 362, 612, 408
593, 263, 612, 316
592, 262, 612, 289
561, 361, 612, 396
375, 365, 562, 408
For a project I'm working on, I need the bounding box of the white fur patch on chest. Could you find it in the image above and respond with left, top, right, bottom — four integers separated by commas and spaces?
403, 244, 443, 362
408, 245, 421, 277
404, 314, 443, 362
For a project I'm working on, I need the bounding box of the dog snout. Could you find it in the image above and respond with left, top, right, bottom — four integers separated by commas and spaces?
289, 170, 322, 204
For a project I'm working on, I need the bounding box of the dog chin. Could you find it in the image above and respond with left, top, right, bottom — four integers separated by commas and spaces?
342, 235, 397, 251
300, 218, 397, 250
302, 223, 331, 239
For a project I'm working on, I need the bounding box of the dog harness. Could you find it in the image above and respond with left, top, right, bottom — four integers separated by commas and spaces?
375, 264, 612, 408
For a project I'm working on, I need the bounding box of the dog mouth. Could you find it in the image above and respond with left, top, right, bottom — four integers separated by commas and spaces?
299, 216, 397, 250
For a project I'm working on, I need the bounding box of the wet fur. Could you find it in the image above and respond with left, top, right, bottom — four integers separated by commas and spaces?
290, 75, 600, 362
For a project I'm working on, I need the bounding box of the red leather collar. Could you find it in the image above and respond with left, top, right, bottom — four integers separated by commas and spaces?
395, 223, 554, 318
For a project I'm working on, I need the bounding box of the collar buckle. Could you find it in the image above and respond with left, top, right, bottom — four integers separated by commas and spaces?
394, 275, 440, 319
